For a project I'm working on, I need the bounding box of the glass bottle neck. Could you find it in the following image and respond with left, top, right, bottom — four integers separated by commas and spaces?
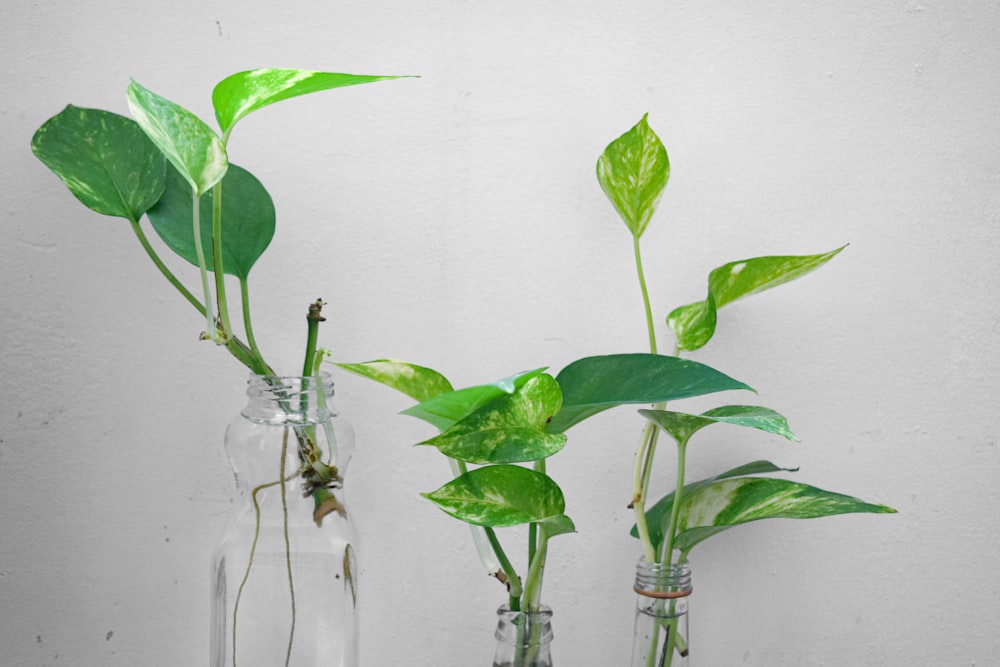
242, 374, 336, 424
634, 556, 692, 598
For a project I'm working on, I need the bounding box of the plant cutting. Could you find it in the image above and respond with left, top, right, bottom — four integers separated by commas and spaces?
30, 68, 412, 667
340, 115, 894, 666
593, 115, 897, 666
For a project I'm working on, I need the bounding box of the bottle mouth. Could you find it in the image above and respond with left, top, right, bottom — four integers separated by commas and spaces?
246, 372, 335, 400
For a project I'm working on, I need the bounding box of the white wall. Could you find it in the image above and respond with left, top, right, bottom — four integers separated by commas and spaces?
2, 2, 997, 665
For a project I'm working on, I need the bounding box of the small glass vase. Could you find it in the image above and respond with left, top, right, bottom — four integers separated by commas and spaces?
492, 604, 555, 667
210, 374, 358, 667
631, 556, 691, 667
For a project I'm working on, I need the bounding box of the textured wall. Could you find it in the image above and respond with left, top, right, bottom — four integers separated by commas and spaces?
2, 2, 997, 665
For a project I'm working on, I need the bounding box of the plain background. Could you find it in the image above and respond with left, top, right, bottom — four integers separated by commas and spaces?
2, 2, 998, 665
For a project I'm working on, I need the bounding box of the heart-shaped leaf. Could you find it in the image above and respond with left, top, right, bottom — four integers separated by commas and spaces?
596, 114, 669, 239
631, 460, 798, 548
668, 247, 846, 352
539, 514, 577, 538
127, 79, 228, 196
335, 359, 454, 403
673, 477, 896, 552
146, 162, 274, 280
639, 405, 798, 445
549, 354, 753, 433
421, 465, 566, 528
213, 69, 411, 135
420, 374, 567, 464
31, 105, 166, 222
403, 368, 547, 431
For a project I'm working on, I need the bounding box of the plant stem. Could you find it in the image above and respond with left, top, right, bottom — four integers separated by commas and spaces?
128, 218, 205, 315
633, 236, 658, 355
485, 527, 522, 609
302, 299, 325, 377
191, 188, 220, 343
211, 180, 235, 342
239, 278, 265, 366
521, 524, 548, 611
659, 439, 689, 562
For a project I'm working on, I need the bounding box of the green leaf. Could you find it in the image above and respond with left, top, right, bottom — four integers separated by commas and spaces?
403, 368, 547, 431
549, 354, 753, 433
539, 514, 577, 538
667, 247, 846, 352
639, 405, 798, 445
213, 69, 411, 135
31, 105, 166, 222
673, 477, 897, 552
420, 374, 567, 464
145, 162, 274, 280
335, 359, 454, 403
596, 114, 669, 239
421, 465, 566, 528
631, 460, 797, 547
127, 79, 228, 196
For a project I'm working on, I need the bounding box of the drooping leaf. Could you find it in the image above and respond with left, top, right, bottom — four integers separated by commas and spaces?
335, 359, 453, 403
421, 465, 566, 528
639, 405, 798, 445
539, 514, 577, 538
403, 368, 547, 431
673, 477, 896, 552
667, 247, 846, 352
596, 114, 669, 239
549, 354, 753, 433
31, 105, 166, 222
127, 79, 228, 196
213, 69, 411, 135
145, 162, 274, 279
420, 374, 567, 464
631, 460, 798, 547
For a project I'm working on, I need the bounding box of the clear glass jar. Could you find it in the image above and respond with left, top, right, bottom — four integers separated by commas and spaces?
210, 374, 358, 667
492, 604, 554, 667
631, 556, 691, 667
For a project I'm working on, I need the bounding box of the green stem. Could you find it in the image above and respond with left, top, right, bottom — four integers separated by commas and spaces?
302, 300, 325, 377
239, 278, 265, 366
191, 188, 220, 343
631, 421, 659, 564
211, 180, 234, 341
484, 527, 522, 610
128, 218, 205, 315
521, 524, 548, 611
633, 235, 658, 355
660, 438, 689, 562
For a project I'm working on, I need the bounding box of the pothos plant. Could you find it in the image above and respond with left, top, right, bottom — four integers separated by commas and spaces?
31, 68, 410, 524
30, 69, 411, 666
338, 116, 894, 666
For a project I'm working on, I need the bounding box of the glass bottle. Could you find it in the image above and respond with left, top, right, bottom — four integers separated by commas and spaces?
211, 374, 358, 667
631, 556, 691, 667
492, 604, 554, 667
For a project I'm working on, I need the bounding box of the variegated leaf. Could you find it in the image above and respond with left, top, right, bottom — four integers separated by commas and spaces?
421, 465, 566, 528
596, 114, 669, 239
213, 69, 411, 134
639, 405, 798, 445
667, 247, 846, 352
335, 359, 454, 403
31, 106, 166, 222
420, 374, 566, 463
127, 79, 228, 196
539, 514, 577, 538
631, 460, 798, 548
402, 368, 547, 431
673, 477, 896, 552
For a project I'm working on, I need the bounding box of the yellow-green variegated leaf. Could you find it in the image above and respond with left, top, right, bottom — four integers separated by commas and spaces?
213, 69, 411, 135
667, 247, 846, 352
31, 106, 166, 222
421, 465, 566, 528
335, 359, 454, 403
673, 477, 896, 552
631, 460, 798, 548
402, 368, 547, 431
639, 405, 798, 445
419, 374, 566, 464
596, 114, 669, 239
127, 79, 228, 196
